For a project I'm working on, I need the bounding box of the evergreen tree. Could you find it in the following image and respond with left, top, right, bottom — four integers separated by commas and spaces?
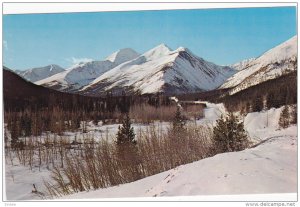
291, 105, 297, 124
116, 114, 141, 181
10, 118, 20, 149
92, 114, 99, 126
212, 113, 249, 153
266, 92, 274, 109
246, 102, 251, 113
116, 113, 136, 145
21, 112, 32, 137
279, 105, 290, 128
252, 96, 263, 112
31, 112, 43, 136
10, 116, 24, 150
172, 106, 186, 133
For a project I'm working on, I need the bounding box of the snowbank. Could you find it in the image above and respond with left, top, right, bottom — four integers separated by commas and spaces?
196, 102, 226, 126
61, 129, 297, 200
244, 107, 297, 141
58, 105, 297, 200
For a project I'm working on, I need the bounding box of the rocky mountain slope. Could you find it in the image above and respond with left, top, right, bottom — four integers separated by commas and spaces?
81, 44, 235, 96
35, 48, 139, 92
220, 36, 297, 95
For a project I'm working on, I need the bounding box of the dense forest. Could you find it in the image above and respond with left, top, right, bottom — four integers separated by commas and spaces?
178, 71, 297, 114
221, 71, 297, 113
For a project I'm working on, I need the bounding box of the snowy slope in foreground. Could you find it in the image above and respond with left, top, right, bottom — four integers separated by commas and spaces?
5, 105, 297, 200
60, 105, 297, 200
221, 36, 297, 94
62, 128, 297, 199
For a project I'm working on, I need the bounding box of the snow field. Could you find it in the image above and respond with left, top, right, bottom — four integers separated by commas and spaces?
61, 128, 297, 199
4, 103, 297, 200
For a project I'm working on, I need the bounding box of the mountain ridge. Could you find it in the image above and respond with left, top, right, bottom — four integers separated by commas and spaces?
21, 35, 297, 96
81, 44, 236, 95
35, 48, 140, 92
220, 35, 297, 94
16, 64, 65, 82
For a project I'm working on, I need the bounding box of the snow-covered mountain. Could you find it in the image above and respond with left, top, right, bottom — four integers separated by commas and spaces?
16, 64, 65, 82
81, 44, 236, 95
230, 58, 255, 71
220, 36, 297, 94
35, 48, 140, 92
105, 48, 140, 65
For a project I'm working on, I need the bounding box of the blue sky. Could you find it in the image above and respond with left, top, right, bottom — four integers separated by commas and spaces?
3, 7, 297, 70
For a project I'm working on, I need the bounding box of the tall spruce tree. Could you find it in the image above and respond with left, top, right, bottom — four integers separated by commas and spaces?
172, 106, 186, 133
116, 113, 136, 145
21, 112, 32, 137
252, 96, 264, 112
212, 113, 249, 153
291, 105, 297, 124
116, 114, 141, 181
279, 105, 290, 128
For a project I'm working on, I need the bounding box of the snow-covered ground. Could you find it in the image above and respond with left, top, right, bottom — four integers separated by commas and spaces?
5, 163, 50, 200
82, 121, 170, 141
244, 107, 297, 142
61, 131, 296, 200
4, 103, 297, 200
58, 103, 297, 200
4, 121, 170, 200
195, 102, 226, 126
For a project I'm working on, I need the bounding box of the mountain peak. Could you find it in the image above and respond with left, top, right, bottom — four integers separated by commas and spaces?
175, 46, 194, 54
16, 64, 65, 82
143, 44, 172, 60
220, 35, 297, 92
153, 43, 172, 51
105, 48, 139, 65
230, 58, 256, 71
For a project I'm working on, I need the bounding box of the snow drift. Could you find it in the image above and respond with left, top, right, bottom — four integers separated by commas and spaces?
61, 129, 297, 199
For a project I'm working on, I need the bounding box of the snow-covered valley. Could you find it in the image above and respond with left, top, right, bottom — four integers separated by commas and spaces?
3, 7, 298, 206
4, 103, 297, 201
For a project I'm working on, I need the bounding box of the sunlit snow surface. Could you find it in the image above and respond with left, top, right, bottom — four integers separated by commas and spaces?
81, 44, 235, 94
61, 105, 297, 199
4, 103, 297, 200
35, 49, 140, 91
16, 64, 65, 82
221, 36, 297, 94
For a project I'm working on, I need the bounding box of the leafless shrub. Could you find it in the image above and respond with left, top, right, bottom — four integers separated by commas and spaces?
129, 104, 177, 123
181, 104, 205, 120
45, 123, 213, 198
